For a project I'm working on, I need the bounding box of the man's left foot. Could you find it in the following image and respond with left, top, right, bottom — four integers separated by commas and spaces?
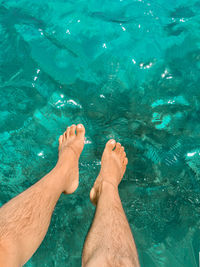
56, 124, 85, 194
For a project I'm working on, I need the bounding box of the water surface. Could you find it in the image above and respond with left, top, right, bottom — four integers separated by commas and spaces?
0, 0, 200, 266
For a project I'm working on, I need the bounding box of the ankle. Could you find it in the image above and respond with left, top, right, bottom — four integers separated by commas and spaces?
55, 159, 71, 176
46, 165, 68, 191
90, 179, 118, 206
101, 180, 118, 192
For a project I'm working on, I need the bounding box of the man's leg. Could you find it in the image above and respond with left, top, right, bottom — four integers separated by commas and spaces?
82, 140, 140, 267
0, 124, 85, 267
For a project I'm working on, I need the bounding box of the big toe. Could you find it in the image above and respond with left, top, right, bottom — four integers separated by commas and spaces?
76, 124, 85, 139
58, 135, 63, 148
105, 139, 116, 151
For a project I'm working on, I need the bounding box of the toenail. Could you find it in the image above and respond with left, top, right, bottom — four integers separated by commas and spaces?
77, 124, 83, 128
110, 140, 115, 144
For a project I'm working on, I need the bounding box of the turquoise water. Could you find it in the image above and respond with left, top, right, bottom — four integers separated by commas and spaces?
0, 0, 200, 266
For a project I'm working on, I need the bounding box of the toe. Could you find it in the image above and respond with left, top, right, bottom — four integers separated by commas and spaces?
105, 139, 116, 151
77, 124, 85, 139
59, 135, 63, 145
115, 142, 121, 152
120, 146, 125, 155
69, 124, 76, 136
122, 151, 126, 158
65, 127, 70, 139
123, 157, 128, 165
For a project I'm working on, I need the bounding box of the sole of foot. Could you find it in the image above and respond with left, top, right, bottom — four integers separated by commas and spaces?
90, 139, 128, 205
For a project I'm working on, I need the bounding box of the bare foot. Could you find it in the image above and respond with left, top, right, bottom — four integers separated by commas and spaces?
56, 124, 85, 194
90, 139, 128, 205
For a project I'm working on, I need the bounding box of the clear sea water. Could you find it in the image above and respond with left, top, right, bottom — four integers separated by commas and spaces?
0, 0, 200, 266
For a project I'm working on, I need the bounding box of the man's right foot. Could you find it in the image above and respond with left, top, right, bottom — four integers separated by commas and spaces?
90, 139, 128, 206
